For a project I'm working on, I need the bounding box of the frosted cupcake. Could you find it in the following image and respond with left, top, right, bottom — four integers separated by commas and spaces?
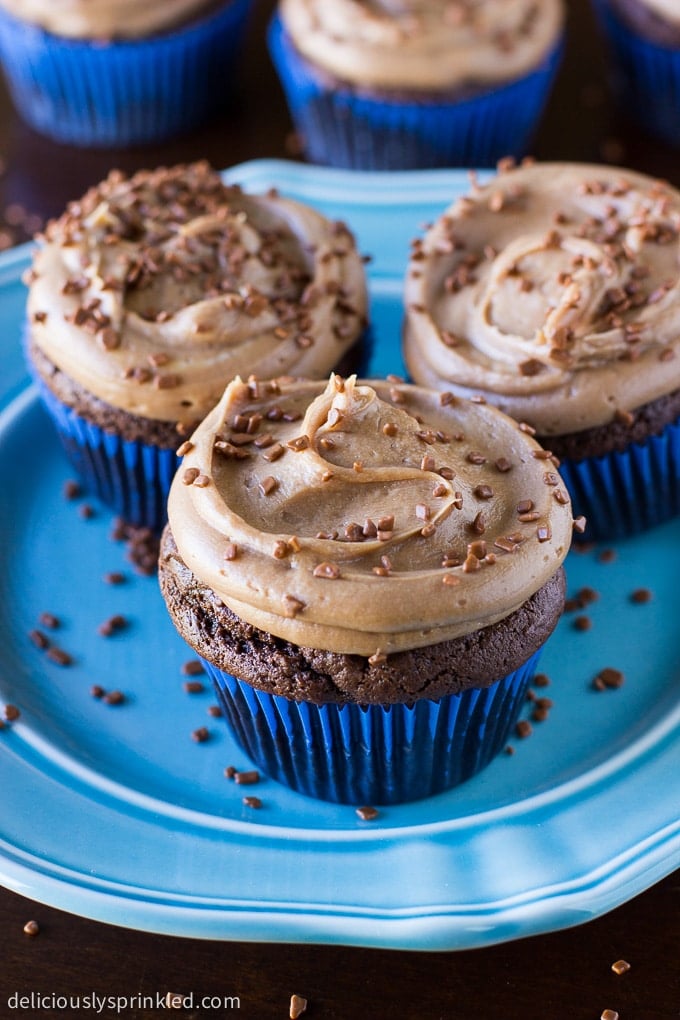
0, 0, 253, 146
159, 373, 573, 804
592, 0, 680, 147
268, 0, 565, 170
404, 160, 680, 540
26, 161, 368, 530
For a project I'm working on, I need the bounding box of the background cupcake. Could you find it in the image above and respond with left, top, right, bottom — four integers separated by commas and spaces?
160, 374, 573, 805
403, 160, 680, 541
592, 0, 680, 147
26, 161, 369, 530
268, 0, 565, 170
0, 0, 253, 147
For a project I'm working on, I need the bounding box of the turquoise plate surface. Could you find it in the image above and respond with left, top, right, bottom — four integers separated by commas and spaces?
0, 161, 678, 949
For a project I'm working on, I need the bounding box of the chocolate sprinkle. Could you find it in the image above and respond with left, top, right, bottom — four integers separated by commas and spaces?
355, 805, 379, 821
23, 920, 40, 937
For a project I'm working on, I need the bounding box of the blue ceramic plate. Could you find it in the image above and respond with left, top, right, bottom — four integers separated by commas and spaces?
0, 161, 678, 949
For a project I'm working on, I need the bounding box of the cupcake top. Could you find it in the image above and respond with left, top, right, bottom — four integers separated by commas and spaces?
403, 161, 680, 436
28, 162, 368, 428
278, 0, 564, 93
167, 373, 573, 657
0, 0, 213, 37
623, 0, 679, 28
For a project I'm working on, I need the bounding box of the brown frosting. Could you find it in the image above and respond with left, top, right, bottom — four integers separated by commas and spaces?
279, 0, 564, 93
0, 0, 214, 38
28, 162, 368, 428
167, 374, 573, 657
403, 161, 680, 436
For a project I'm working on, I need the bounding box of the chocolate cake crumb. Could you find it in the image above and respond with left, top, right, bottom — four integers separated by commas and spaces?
192, 726, 210, 743
356, 805, 379, 821
63, 479, 81, 500
611, 960, 631, 975
234, 770, 260, 785
289, 994, 308, 1019
181, 659, 205, 676
630, 588, 652, 604
103, 571, 126, 585
183, 681, 204, 694
103, 690, 125, 705
515, 720, 533, 739
23, 920, 40, 937
243, 796, 262, 808
593, 667, 624, 691
46, 646, 73, 666
29, 629, 50, 650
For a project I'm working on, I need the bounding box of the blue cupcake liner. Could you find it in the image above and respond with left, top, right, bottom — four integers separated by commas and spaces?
35, 376, 179, 531
558, 415, 680, 542
204, 649, 541, 805
268, 14, 563, 170
591, 0, 680, 146
0, 0, 252, 147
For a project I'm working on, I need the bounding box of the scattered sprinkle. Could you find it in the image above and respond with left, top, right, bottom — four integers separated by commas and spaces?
289, 994, 308, 1019
611, 960, 631, 975
23, 920, 40, 937
356, 805, 379, 821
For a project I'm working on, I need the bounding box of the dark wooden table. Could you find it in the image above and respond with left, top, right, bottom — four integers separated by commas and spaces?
0, 2, 678, 1018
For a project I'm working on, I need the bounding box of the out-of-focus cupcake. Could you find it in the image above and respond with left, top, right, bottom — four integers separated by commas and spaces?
26, 161, 369, 530
0, 0, 253, 147
592, 0, 680, 147
268, 0, 565, 170
403, 160, 680, 541
159, 373, 573, 804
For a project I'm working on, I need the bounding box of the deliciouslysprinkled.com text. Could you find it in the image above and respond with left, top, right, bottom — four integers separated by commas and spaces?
7, 991, 240, 1013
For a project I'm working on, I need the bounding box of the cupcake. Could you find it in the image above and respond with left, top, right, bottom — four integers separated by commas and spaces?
268, 0, 565, 171
592, 0, 680, 147
26, 161, 369, 530
403, 160, 680, 541
159, 373, 573, 804
0, 0, 253, 147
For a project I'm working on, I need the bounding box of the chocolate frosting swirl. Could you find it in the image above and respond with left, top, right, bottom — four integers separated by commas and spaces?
279, 0, 563, 92
167, 374, 573, 656
404, 162, 680, 435
28, 162, 368, 427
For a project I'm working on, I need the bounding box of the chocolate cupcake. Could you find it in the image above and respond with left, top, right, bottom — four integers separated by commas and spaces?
0, 0, 254, 147
159, 373, 573, 804
403, 160, 680, 540
592, 0, 680, 147
269, 0, 565, 170
26, 161, 368, 529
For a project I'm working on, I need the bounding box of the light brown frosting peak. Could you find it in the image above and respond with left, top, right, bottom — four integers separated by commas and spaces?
279, 0, 563, 92
28, 162, 368, 426
0, 0, 212, 38
168, 375, 573, 656
403, 162, 680, 435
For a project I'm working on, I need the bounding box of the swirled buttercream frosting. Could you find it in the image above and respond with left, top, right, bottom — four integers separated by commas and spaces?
167, 374, 572, 656
27, 162, 368, 427
279, 0, 564, 92
404, 161, 680, 435
0, 0, 214, 38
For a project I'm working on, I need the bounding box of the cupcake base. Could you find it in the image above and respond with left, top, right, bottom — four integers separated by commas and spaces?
0, 0, 253, 147
205, 653, 540, 805
268, 13, 563, 170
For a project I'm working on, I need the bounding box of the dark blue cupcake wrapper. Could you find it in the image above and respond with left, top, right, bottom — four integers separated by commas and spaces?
204, 650, 541, 804
35, 377, 179, 531
268, 14, 563, 170
558, 415, 680, 541
591, 0, 680, 146
0, 0, 252, 147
